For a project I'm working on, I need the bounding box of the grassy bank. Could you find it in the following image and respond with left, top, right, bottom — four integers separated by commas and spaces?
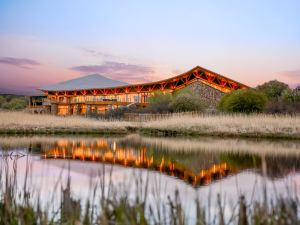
0, 111, 299, 139
0, 111, 130, 134
140, 113, 300, 139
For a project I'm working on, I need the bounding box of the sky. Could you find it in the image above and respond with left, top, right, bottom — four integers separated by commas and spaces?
0, 0, 300, 94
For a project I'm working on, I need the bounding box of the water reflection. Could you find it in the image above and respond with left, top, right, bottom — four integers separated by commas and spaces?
44, 140, 232, 187
2, 134, 300, 187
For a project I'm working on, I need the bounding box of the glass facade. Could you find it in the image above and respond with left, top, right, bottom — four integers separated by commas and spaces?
47, 92, 151, 116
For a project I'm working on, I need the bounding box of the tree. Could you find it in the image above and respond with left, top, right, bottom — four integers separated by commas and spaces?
256, 80, 289, 99
218, 89, 267, 113
281, 89, 300, 103
264, 88, 300, 114
171, 93, 205, 112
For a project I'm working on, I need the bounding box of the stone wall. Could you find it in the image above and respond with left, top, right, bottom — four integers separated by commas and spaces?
50, 103, 58, 115
186, 81, 224, 107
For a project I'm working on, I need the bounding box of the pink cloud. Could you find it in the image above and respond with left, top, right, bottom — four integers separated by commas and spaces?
278, 69, 300, 88
0, 57, 40, 69
70, 61, 155, 83
279, 69, 300, 80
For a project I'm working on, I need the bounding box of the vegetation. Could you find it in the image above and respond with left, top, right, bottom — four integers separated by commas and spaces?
141, 113, 300, 139
255, 80, 300, 114
264, 88, 300, 114
0, 159, 299, 225
218, 89, 267, 113
218, 80, 300, 114
145, 88, 206, 113
147, 90, 173, 113
256, 80, 289, 99
0, 95, 27, 110
171, 93, 205, 112
0, 111, 130, 134
0, 111, 299, 138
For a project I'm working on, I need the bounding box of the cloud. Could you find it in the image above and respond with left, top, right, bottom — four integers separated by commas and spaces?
71, 61, 155, 83
279, 69, 300, 79
278, 69, 300, 88
0, 57, 40, 69
83, 49, 116, 59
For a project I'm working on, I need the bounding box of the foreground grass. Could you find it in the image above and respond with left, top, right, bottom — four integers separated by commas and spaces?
0, 111, 299, 139
0, 157, 299, 225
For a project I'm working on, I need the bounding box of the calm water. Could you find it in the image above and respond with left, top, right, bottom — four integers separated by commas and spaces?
1, 134, 300, 221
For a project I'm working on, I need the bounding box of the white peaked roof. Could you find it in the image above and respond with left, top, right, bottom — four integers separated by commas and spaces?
40, 74, 129, 91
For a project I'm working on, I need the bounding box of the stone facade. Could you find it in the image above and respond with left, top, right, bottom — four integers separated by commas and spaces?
187, 81, 224, 107
51, 103, 58, 115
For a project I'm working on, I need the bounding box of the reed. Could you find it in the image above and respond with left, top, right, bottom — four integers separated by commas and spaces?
0, 111, 300, 139
141, 113, 300, 139
0, 111, 130, 134
0, 157, 298, 225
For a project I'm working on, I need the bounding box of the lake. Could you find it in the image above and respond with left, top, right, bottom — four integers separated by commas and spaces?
1, 134, 300, 224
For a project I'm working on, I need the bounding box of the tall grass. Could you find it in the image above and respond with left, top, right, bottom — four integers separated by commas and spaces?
142, 113, 300, 139
0, 111, 131, 134
0, 111, 300, 138
0, 156, 299, 225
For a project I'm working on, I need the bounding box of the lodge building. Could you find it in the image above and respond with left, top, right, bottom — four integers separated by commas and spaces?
29, 66, 248, 116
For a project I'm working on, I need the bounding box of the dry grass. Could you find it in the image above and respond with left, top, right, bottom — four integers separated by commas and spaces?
0, 111, 132, 134
0, 111, 300, 138
141, 113, 300, 139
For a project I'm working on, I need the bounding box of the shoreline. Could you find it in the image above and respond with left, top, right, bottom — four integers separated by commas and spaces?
0, 127, 299, 140
0, 127, 128, 135
137, 127, 300, 140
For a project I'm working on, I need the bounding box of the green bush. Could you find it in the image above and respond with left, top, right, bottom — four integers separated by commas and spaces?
171, 93, 205, 112
264, 89, 300, 114
256, 80, 289, 99
1, 98, 27, 110
147, 91, 173, 113
281, 89, 300, 103
146, 88, 207, 113
218, 89, 267, 113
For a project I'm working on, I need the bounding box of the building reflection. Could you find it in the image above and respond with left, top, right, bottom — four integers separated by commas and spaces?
43, 139, 234, 187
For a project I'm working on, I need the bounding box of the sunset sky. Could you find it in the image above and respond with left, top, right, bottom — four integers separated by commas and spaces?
0, 0, 300, 94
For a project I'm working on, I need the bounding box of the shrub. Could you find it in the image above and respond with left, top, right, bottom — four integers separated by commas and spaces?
282, 89, 300, 103
263, 88, 300, 114
264, 98, 300, 114
218, 89, 267, 113
1, 98, 27, 110
171, 93, 205, 112
147, 91, 173, 113
146, 88, 207, 113
256, 80, 289, 99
